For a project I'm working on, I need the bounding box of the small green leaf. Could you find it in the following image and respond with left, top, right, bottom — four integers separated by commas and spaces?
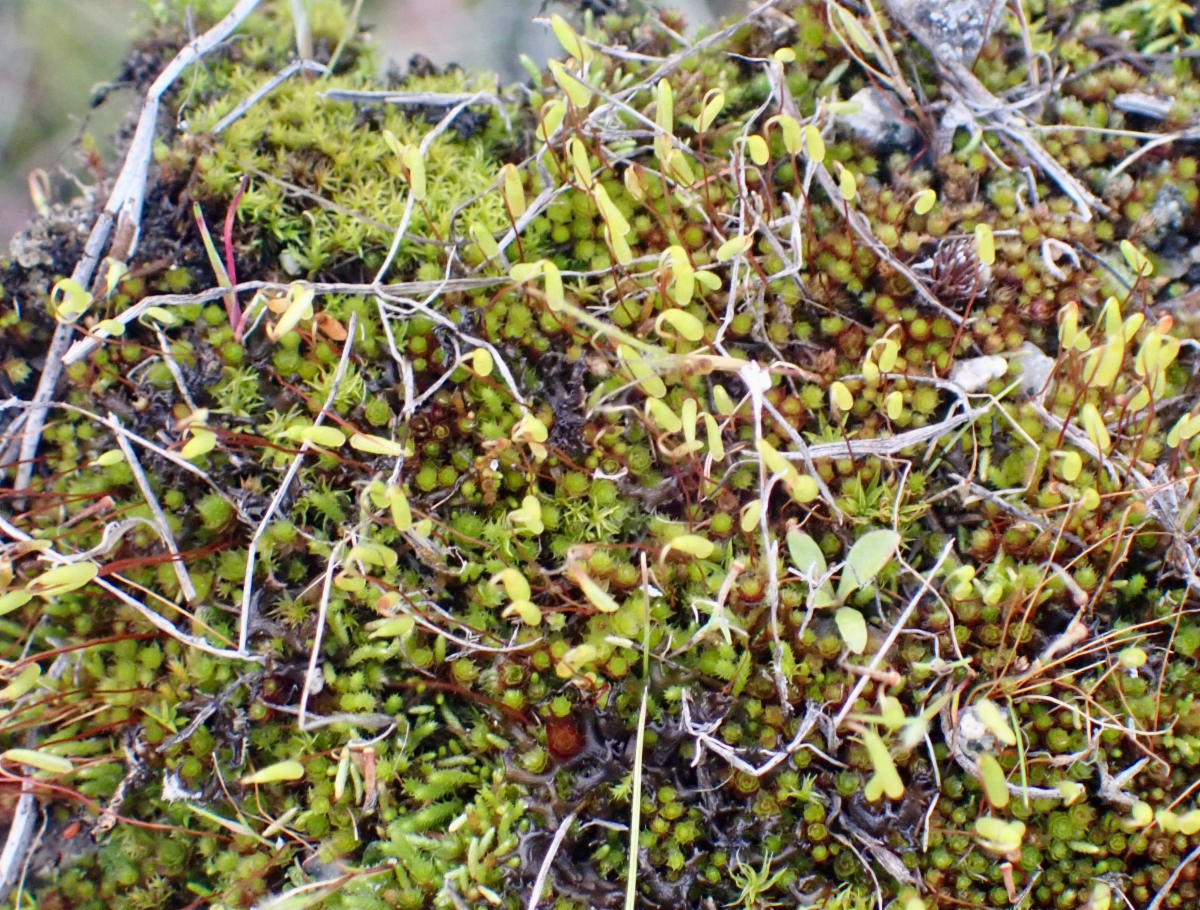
347, 541, 398, 569
837, 164, 856, 201
698, 90, 725, 132
469, 222, 500, 260
703, 413, 725, 461
369, 616, 415, 639
788, 473, 819, 504
548, 59, 592, 107
655, 308, 705, 341
1168, 412, 1200, 447
803, 124, 825, 163
89, 449, 125, 468
349, 433, 404, 457
1057, 780, 1085, 806
387, 485, 412, 532
757, 438, 792, 476
913, 188, 936, 215
3, 748, 72, 775
786, 528, 826, 580
617, 344, 667, 399
268, 285, 314, 340
837, 529, 900, 602
500, 163, 527, 217
556, 643, 598, 678
502, 600, 542, 626
401, 146, 426, 201
300, 426, 346, 448
833, 3, 879, 56
835, 606, 868, 654
550, 13, 588, 63
1079, 402, 1112, 454
1130, 800, 1153, 827
143, 306, 177, 325
646, 398, 682, 434
0, 590, 32, 618
94, 318, 127, 336
740, 499, 762, 533
745, 135, 769, 166
861, 729, 903, 800
570, 564, 619, 613
567, 136, 593, 189
974, 817, 1025, 854
1118, 646, 1147, 668
1054, 450, 1082, 482
667, 246, 696, 306
661, 534, 714, 560
830, 380, 853, 411
240, 760, 305, 786
884, 390, 903, 420
595, 184, 631, 241
491, 568, 531, 604
1121, 238, 1153, 277
471, 347, 494, 377
768, 114, 802, 156
655, 78, 674, 135
26, 561, 98, 599
51, 278, 93, 322
974, 223, 995, 266
0, 664, 41, 702
536, 100, 566, 142
979, 753, 1010, 808
716, 235, 754, 262
543, 260, 564, 312
181, 427, 217, 461
713, 385, 736, 416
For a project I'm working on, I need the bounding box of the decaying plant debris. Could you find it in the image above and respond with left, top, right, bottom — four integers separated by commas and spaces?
2, 0, 1200, 907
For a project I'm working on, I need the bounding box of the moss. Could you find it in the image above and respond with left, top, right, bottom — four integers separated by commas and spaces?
5, 0, 1200, 908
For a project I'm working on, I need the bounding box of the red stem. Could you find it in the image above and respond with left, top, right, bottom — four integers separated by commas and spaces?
225, 175, 249, 337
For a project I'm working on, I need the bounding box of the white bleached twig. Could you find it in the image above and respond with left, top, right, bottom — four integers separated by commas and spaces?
15, 0, 265, 495
110, 412, 197, 603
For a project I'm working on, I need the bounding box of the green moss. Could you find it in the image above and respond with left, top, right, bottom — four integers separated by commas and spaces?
6, 1, 1200, 908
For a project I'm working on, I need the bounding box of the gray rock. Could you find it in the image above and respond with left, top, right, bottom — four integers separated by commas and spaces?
839, 87, 917, 150
1008, 342, 1056, 397
885, 0, 1005, 66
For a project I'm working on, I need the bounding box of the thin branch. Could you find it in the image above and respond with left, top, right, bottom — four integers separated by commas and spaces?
527, 807, 580, 910
110, 412, 197, 603
1146, 841, 1200, 910
0, 515, 261, 664
211, 60, 328, 135
297, 540, 344, 732
238, 311, 358, 653
373, 93, 495, 284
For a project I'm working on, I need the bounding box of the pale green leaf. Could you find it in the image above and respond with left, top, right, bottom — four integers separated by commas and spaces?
786, 528, 826, 580
979, 753, 1010, 808
26, 561, 98, 598
836, 606, 868, 654
3, 748, 72, 775
240, 759, 305, 786
837, 529, 900, 601
349, 433, 404, 457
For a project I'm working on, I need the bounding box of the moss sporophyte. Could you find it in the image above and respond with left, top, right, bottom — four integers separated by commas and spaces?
5, 0, 1200, 908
